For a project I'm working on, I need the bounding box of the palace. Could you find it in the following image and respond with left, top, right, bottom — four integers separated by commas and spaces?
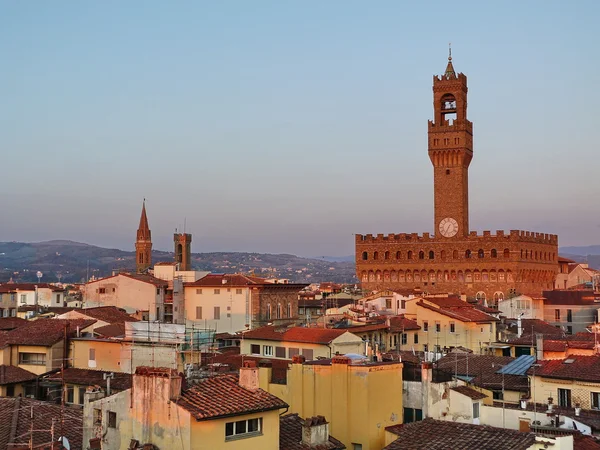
355, 54, 558, 303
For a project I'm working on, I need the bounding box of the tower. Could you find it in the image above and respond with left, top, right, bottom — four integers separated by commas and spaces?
135, 200, 152, 273
428, 49, 473, 239
174, 232, 192, 271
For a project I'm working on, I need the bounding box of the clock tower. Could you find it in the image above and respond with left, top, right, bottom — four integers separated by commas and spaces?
428, 50, 473, 238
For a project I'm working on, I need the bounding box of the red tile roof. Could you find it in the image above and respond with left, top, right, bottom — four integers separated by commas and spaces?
86, 273, 168, 287
279, 413, 346, 450
389, 316, 421, 331
543, 290, 600, 306
450, 385, 488, 400
0, 283, 64, 292
201, 348, 291, 384
0, 317, 27, 331
177, 374, 288, 421
0, 365, 38, 385
417, 300, 498, 323
44, 368, 132, 391
80, 306, 139, 324
185, 273, 307, 288
383, 418, 536, 450
531, 356, 600, 382
94, 322, 126, 338
243, 326, 352, 344
3, 318, 96, 346
0, 397, 83, 450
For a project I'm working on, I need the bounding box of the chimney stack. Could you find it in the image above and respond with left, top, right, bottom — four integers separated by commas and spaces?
536, 333, 544, 361
239, 360, 259, 391
302, 416, 329, 447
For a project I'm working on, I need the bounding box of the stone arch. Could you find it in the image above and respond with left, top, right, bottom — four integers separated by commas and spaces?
421, 270, 428, 281
465, 270, 473, 283
444, 270, 450, 281
413, 271, 420, 282
491, 249, 498, 258
494, 291, 504, 302
506, 270, 513, 282
390, 270, 398, 282
451, 270, 457, 281
476, 291, 486, 301
362, 251, 368, 260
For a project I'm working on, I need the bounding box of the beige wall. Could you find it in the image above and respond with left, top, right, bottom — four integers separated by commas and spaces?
184, 285, 250, 334
531, 375, 600, 410
11, 342, 64, 375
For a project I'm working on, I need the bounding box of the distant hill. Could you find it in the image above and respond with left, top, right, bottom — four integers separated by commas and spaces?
560, 245, 600, 256
0, 241, 357, 284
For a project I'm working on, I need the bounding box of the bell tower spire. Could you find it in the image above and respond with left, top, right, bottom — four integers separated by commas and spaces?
135, 199, 152, 273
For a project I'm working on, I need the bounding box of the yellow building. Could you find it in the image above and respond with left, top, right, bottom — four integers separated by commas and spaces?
404, 296, 498, 354
259, 355, 403, 450
0, 365, 37, 396
342, 315, 421, 354
83, 365, 288, 450
241, 325, 364, 360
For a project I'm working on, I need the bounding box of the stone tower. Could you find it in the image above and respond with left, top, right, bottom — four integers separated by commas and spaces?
135, 200, 152, 273
428, 50, 473, 239
174, 232, 192, 271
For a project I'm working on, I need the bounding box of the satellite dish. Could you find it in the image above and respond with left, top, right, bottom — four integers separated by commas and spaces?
58, 436, 70, 450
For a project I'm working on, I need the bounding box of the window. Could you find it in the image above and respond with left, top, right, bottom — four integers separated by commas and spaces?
352, 444, 363, 450
276, 303, 281, 319
214, 289, 220, 295
288, 348, 299, 358
435, 322, 441, 333
423, 321, 428, 332
236, 289, 243, 295
504, 248, 510, 258
263, 345, 273, 356
402, 333, 407, 345
450, 322, 455, 333
491, 249, 497, 258
214, 306, 221, 320
423, 344, 428, 352
89, 348, 96, 362
56, 294, 62, 304
287, 303, 292, 318
558, 388, 572, 408
591, 392, 600, 410
19, 353, 45, 365
250, 344, 260, 355
452, 250, 458, 259
419, 251, 425, 260
362, 252, 368, 260
226, 418, 262, 440
156, 288, 161, 295
266, 304, 272, 320
384, 251, 390, 260
386, 299, 392, 309
478, 249, 484, 258
98, 288, 106, 294
93, 409, 102, 425
6, 385, 14, 396
67, 386, 74, 403
275, 347, 286, 358
472, 402, 480, 419
10, 308, 15, 317
20, 294, 26, 304
465, 250, 472, 259
196, 306, 202, 320
196, 289, 202, 294
301, 349, 314, 360
373, 252, 379, 260
555, 309, 561, 321
567, 326, 573, 335
396, 251, 401, 259
429, 250, 434, 260
414, 334, 419, 344
79, 387, 86, 404
401, 300, 406, 309
567, 310, 573, 322
408, 251, 413, 260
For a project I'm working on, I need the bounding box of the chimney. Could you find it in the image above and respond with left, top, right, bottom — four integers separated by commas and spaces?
302, 416, 329, 447
239, 360, 259, 391
517, 316, 523, 338
536, 334, 544, 361
421, 362, 433, 383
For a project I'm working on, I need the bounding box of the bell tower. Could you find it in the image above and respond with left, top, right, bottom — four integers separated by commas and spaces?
428, 48, 473, 239
174, 232, 192, 271
135, 200, 152, 273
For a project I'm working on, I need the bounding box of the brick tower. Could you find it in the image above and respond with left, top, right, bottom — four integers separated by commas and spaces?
174, 232, 192, 271
428, 49, 473, 239
135, 200, 152, 273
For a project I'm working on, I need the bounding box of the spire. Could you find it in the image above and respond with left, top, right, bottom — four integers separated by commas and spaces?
444, 43, 456, 79
137, 199, 151, 240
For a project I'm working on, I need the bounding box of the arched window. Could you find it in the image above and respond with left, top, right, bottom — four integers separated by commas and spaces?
491, 249, 497, 258
287, 302, 292, 318
276, 303, 282, 319
362, 252, 368, 260
373, 251, 379, 260
396, 251, 401, 259
478, 249, 484, 259
494, 292, 504, 302
384, 251, 390, 260
408, 251, 413, 260
266, 304, 272, 320
419, 251, 425, 260
429, 250, 435, 260
441, 250, 446, 259
465, 250, 472, 259
453, 250, 458, 259
535, 251, 538, 260
504, 248, 510, 258
476, 291, 486, 301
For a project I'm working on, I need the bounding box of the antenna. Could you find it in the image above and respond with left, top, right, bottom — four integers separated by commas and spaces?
448, 42, 452, 60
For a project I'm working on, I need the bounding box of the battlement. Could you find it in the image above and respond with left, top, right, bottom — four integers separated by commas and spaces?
356, 230, 558, 246
433, 72, 467, 84
428, 119, 473, 133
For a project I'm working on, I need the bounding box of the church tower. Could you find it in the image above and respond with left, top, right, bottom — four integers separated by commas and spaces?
174, 232, 192, 271
428, 49, 473, 239
135, 200, 152, 273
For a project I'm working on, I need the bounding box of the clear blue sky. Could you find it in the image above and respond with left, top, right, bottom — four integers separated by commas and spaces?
1, 1, 598, 257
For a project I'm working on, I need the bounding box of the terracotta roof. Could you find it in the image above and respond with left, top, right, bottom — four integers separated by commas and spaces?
558, 256, 577, 263
0, 365, 37, 385
507, 319, 564, 339
94, 322, 126, 338
417, 300, 498, 323
543, 290, 600, 305
3, 318, 96, 346
436, 354, 528, 392
243, 326, 352, 344
424, 297, 468, 308
201, 348, 291, 384
86, 272, 168, 287
279, 413, 346, 449
573, 433, 600, 450
0, 397, 83, 450
0, 317, 27, 331
383, 418, 536, 450
450, 385, 488, 400
389, 316, 421, 331
80, 306, 138, 324
185, 273, 307, 288
44, 368, 132, 391
530, 356, 600, 382
382, 351, 423, 365
0, 283, 64, 292
177, 374, 288, 421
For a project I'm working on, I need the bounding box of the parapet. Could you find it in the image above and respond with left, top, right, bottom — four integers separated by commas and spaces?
356, 230, 558, 245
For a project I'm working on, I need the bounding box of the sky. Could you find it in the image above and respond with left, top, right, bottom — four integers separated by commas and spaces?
1, 1, 599, 257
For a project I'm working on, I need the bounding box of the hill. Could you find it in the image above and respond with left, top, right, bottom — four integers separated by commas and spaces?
0, 241, 357, 284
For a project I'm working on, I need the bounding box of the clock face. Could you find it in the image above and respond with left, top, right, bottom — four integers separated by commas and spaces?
439, 217, 459, 238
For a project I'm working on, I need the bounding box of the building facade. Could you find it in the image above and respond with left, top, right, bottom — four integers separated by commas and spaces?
356, 55, 558, 301
135, 200, 152, 273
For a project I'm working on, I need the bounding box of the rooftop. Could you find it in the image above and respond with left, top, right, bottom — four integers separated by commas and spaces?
44, 368, 132, 391
529, 355, 600, 382
279, 413, 346, 450
450, 385, 488, 400
185, 273, 307, 288
417, 299, 499, 323
177, 374, 288, 421
383, 418, 536, 450
0, 317, 27, 331
243, 325, 354, 344
77, 306, 138, 324
2, 318, 96, 347
0, 365, 38, 385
